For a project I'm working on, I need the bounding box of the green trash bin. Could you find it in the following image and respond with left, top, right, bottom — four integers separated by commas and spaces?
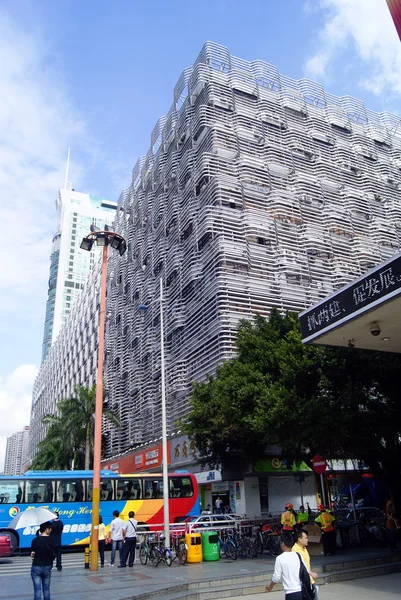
202, 531, 219, 561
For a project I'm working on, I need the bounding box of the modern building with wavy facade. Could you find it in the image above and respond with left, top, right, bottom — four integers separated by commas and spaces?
102, 42, 401, 458
30, 42, 401, 462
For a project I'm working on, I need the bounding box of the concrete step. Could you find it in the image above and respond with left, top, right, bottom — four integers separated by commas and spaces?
122, 555, 401, 600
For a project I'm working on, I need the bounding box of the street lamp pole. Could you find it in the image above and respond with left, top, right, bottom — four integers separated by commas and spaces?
80, 229, 126, 572
159, 277, 170, 545
90, 243, 108, 571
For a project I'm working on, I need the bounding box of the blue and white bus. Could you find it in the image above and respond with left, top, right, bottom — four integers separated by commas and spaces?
0, 470, 199, 550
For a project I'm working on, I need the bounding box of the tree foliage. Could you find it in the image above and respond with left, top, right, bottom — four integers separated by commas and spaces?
31, 385, 120, 470
182, 310, 401, 510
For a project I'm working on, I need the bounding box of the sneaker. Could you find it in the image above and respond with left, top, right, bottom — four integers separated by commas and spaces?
110, 563, 115, 566
101, 564, 104, 568
118, 565, 126, 568
57, 568, 62, 572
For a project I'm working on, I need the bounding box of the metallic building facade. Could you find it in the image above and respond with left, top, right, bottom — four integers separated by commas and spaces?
30, 42, 401, 462
102, 42, 401, 458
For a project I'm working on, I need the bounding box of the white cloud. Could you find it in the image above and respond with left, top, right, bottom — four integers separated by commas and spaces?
0, 9, 89, 320
304, 0, 401, 97
0, 364, 38, 471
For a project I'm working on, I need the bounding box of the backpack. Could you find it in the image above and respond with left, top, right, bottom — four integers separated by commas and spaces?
296, 552, 315, 600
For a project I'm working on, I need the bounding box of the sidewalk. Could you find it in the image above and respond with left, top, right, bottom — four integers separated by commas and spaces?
0, 546, 399, 600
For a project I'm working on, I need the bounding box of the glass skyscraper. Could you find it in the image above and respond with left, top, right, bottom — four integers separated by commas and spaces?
41, 186, 117, 362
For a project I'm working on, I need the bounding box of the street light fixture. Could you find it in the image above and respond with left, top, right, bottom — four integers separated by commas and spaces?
80, 229, 126, 571
139, 278, 170, 545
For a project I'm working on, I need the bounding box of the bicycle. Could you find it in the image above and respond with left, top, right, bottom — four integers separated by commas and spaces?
139, 534, 160, 566
217, 530, 237, 560
171, 532, 187, 565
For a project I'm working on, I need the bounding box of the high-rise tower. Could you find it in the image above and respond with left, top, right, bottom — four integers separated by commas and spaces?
41, 169, 117, 362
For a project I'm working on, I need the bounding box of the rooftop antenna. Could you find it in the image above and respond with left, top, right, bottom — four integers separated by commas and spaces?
64, 147, 71, 189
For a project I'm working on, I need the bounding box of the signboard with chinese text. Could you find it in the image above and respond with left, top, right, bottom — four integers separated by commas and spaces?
300, 253, 401, 341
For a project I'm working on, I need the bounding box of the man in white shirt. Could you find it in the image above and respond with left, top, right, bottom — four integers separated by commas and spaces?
215, 497, 223, 514
119, 511, 138, 568
265, 532, 304, 600
109, 510, 125, 566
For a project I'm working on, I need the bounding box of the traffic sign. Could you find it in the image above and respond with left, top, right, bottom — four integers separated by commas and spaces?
312, 454, 327, 475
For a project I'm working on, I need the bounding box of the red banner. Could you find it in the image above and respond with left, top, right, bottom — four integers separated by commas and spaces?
102, 441, 171, 473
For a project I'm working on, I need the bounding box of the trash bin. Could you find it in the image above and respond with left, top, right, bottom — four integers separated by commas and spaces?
185, 532, 202, 563
202, 531, 219, 561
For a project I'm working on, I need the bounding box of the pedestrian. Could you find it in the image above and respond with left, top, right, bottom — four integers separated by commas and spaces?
98, 515, 106, 567
384, 499, 399, 552
30, 521, 55, 600
109, 509, 125, 566
296, 505, 309, 528
281, 503, 296, 533
265, 532, 307, 599
292, 528, 318, 596
119, 511, 138, 568
215, 496, 223, 514
202, 504, 212, 515
315, 504, 336, 556
224, 504, 232, 514
50, 511, 63, 571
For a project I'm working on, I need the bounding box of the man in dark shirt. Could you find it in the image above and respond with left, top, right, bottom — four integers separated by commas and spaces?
50, 512, 63, 571
30, 521, 55, 600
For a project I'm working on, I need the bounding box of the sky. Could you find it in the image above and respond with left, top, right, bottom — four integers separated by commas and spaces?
1, 0, 401, 470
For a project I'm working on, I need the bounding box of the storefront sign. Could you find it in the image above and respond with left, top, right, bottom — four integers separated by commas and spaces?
254, 457, 311, 473
300, 254, 401, 340
195, 470, 222, 484
170, 435, 198, 466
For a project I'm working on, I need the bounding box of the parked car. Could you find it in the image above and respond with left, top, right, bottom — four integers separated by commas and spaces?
0, 533, 13, 558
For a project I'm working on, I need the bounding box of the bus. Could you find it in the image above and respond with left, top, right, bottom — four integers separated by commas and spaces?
0, 470, 199, 550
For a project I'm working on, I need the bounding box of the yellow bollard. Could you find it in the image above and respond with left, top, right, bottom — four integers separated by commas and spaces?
84, 546, 90, 569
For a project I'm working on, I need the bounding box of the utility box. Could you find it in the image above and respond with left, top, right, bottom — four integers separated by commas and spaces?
185, 532, 202, 563
202, 531, 219, 561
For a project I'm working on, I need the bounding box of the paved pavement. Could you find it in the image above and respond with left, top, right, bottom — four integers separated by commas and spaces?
228, 572, 401, 599
0, 547, 399, 600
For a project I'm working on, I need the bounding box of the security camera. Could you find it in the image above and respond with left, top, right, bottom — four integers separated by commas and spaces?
370, 322, 381, 337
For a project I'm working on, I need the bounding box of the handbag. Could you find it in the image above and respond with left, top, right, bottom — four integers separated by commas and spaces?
296, 552, 315, 600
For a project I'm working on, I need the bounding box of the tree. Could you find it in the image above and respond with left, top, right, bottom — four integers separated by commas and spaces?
31, 385, 120, 470
182, 310, 401, 512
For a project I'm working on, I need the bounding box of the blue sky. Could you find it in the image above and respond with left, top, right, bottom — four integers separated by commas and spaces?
1, 0, 400, 467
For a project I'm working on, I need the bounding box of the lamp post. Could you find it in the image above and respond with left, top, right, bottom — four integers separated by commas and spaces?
80, 229, 126, 571
139, 277, 170, 545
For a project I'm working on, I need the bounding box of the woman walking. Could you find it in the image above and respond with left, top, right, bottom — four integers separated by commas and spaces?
98, 515, 106, 567
30, 521, 55, 600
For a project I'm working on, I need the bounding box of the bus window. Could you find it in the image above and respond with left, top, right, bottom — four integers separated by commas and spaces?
87, 479, 114, 501
144, 478, 162, 499
56, 480, 84, 502
0, 480, 24, 503
117, 479, 142, 500
26, 480, 54, 503
169, 477, 194, 498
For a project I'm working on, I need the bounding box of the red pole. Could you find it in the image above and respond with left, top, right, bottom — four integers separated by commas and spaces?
90, 243, 108, 571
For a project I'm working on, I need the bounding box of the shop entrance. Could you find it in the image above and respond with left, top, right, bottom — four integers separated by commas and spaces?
212, 492, 230, 513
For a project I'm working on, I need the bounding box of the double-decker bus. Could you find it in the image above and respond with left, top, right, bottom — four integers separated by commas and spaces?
0, 470, 199, 550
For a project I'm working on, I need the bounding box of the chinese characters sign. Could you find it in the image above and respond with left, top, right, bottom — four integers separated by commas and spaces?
300, 255, 401, 339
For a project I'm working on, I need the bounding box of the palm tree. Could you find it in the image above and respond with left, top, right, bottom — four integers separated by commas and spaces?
31, 415, 73, 469
31, 385, 120, 470
60, 385, 120, 470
